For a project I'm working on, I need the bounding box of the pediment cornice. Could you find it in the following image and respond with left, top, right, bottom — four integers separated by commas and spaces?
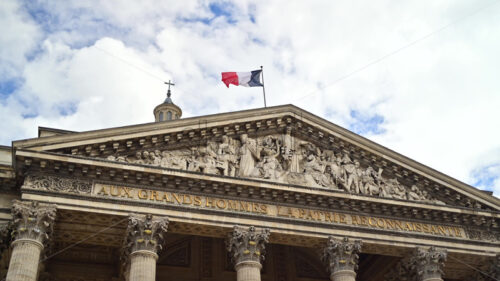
15, 149, 500, 221
11, 105, 500, 211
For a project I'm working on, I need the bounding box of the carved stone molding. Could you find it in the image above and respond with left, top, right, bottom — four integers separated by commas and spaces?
412, 247, 447, 281
122, 213, 169, 257
11, 200, 57, 246
465, 227, 500, 242
321, 236, 362, 274
102, 131, 446, 205
387, 247, 447, 281
23, 174, 92, 194
226, 226, 270, 266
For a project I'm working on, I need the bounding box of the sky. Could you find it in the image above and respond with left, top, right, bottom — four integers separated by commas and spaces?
0, 0, 499, 197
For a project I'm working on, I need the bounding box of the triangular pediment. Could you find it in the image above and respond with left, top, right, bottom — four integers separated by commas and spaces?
12, 105, 500, 211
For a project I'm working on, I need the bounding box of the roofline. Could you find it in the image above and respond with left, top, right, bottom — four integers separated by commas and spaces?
10, 104, 499, 207
14, 104, 295, 147
38, 126, 77, 137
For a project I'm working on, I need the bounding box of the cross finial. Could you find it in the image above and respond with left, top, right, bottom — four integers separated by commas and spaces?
164, 80, 175, 97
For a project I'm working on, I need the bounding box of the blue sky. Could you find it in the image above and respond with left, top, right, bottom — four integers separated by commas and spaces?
1, 0, 499, 196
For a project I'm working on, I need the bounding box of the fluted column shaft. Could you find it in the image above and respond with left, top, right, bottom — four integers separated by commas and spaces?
322, 237, 362, 281
129, 250, 158, 281
235, 261, 262, 281
5, 201, 56, 281
227, 226, 270, 281
6, 239, 43, 281
330, 270, 357, 281
122, 214, 169, 281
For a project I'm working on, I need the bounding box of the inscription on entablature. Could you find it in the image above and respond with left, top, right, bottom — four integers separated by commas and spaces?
93, 183, 466, 239
103, 131, 445, 205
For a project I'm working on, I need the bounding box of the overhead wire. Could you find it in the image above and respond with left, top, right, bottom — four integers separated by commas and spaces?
1, 2, 498, 279
94, 45, 167, 83
346, 203, 498, 280
290, 0, 500, 104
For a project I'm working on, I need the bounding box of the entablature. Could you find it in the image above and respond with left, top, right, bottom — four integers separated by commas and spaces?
15, 149, 500, 249
11, 106, 499, 212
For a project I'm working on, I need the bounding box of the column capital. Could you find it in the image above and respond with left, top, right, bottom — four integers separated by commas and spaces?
322, 236, 362, 274
11, 200, 57, 247
412, 247, 447, 281
227, 226, 270, 266
123, 213, 169, 256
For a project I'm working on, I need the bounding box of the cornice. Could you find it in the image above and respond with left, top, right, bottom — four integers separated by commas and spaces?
14, 149, 500, 237
9, 104, 499, 210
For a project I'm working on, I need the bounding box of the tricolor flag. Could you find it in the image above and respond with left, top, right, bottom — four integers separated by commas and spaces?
221, 70, 263, 88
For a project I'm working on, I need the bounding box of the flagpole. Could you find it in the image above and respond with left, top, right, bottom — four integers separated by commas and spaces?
261, 65, 267, 108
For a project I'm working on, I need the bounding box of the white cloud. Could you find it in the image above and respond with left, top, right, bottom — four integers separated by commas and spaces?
0, 0, 41, 78
1, 0, 499, 197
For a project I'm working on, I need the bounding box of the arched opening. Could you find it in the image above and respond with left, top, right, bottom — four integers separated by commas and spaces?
159, 112, 164, 121
167, 111, 172, 120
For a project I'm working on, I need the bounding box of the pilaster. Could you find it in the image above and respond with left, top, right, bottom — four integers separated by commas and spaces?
321, 236, 362, 281
122, 213, 169, 281
227, 226, 270, 281
6, 200, 57, 281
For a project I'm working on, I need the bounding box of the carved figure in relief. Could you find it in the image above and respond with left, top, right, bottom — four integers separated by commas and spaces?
252, 136, 283, 179
303, 153, 328, 187
217, 135, 238, 177
113, 131, 446, 205
201, 150, 220, 175
362, 166, 383, 196
238, 134, 260, 177
142, 151, 151, 164
134, 151, 145, 164
281, 127, 300, 173
187, 149, 203, 172
152, 150, 162, 165
386, 178, 406, 199
343, 158, 362, 193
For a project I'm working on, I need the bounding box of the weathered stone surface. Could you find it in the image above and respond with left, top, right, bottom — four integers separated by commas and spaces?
227, 226, 270, 266
23, 174, 92, 194
105, 131, 444, 205
122, 213, 169, 281
321, 236, 362, 280
11, 200, 57, 245
386, 247, 447, 281
6, 201, 57, 281
122, 213, 169, 256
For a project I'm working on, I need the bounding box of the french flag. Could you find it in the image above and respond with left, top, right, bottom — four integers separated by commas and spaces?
221, 70, 263, 88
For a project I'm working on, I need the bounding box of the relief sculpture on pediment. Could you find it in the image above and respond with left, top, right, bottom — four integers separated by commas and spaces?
106, 129, 444, 205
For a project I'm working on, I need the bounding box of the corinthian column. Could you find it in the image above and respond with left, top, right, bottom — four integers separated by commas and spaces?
6, 200, 57, 281
227, 226, 270, 281
122, 214, 169, 281
322, 236, 362, 281
412, 247, 447, 281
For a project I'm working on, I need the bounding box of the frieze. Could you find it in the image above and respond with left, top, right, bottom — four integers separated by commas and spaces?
93, 184, 467, 239
465, 227, 500, 242
104, 131, 445, 205
23, 174, 92, 194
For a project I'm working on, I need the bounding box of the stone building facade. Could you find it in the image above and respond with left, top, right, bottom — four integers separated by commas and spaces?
0, 97, 498, 281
